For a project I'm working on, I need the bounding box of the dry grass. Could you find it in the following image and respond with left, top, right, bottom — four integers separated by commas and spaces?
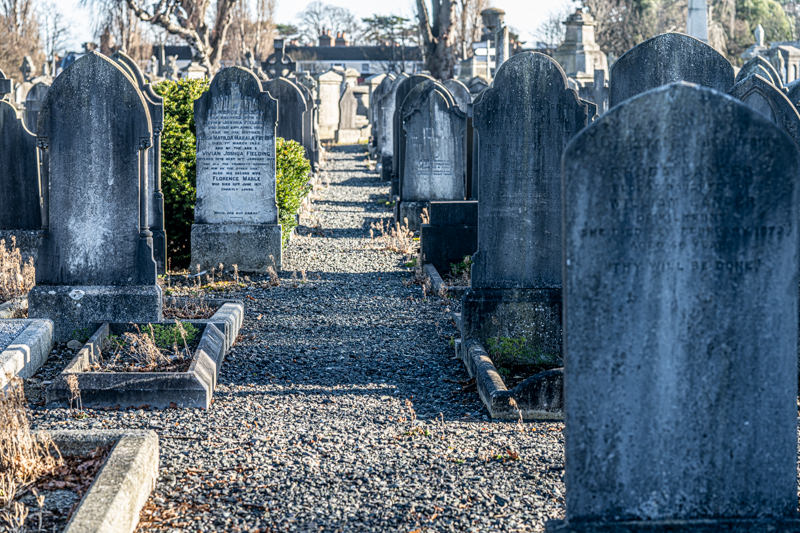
0, 238, 35, 302
0, 379, 62, 529
163, 298, 215, 320
369, 218, 417, 255
100, 322, 195, 373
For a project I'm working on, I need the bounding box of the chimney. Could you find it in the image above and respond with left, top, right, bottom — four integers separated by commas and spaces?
335, 31, 349, 47
319, 29, 333, 47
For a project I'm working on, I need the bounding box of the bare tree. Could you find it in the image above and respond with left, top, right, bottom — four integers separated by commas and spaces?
454, 0, 486, 60
81, 0, 153, 62
416, 0, 457, 80
297, 1, 362, 44
533, 7, 571, 51
39, 0, 69, 72
124, 0, 240, 73
0, 0, 44, 76
225, 0, 275, 63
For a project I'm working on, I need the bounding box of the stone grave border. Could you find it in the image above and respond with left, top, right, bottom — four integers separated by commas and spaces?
0, 297, 28, 318
46, 301, 243, 409
453, 328, 563, 421
0, 318, 54, 390
48, 429, 158, 533
423, 263, 469, 299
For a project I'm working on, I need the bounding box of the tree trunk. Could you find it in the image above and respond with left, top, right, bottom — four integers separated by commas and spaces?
416, 0, 457, 80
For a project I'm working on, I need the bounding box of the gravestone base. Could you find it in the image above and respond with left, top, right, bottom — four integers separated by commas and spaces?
421, 201, 478, 274
191, 223, 281, 273
461, 287, 562, 357
0, 230, 44, 263
335, 127, 370, 144
546, 518, 800, 532
394, 201, 428, 231
381, 155, 393, 181
28, 285, 162, 342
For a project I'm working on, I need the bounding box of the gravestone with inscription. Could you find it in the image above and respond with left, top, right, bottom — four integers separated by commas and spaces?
263, 77, 307, 147
397, 81, 466, 230
317, 69, 344, 141
191, 67, 281, 273
392, 74, 433, 198
28, 52, 161, 341
461, 52, 592, 358
609, 33, 734, 108
379, 73, 408, 181
0, 99, 42, 259
548, 82, 800, 532
113, 51, 167, 275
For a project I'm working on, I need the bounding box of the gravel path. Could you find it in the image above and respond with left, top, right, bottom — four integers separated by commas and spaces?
28, 145, 567, 532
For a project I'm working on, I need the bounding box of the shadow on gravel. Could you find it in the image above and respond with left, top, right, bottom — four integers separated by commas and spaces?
327, 144, 368, 153
333, 177, 382, 187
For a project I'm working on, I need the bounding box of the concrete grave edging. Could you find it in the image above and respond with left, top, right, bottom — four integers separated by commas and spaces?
423, 263, 468, 299
0, 318, 54, 390
457, 337, 563, 421
45, 429, 158, 533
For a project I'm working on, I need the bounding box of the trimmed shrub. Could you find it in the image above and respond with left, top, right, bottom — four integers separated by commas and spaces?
276, 138, 312, 243
154, 79, 209, 268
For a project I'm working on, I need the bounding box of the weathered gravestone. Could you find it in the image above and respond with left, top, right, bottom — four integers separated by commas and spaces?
191, 67, 281, 273
29, 52, 161, 341
263, 77, 307, 146
379, 73, 408, 181
397, 81, 466, 230
317, 69, 344, 141
23, 81, 49, 133
0, 68, 12, 98
392, 74, 433, 199
462, 52, 592, 360
0, 100, 41, 237
287, 77, 318, 170
443, 79, 475, 198
290, 72, 323, 169
549, 82, 800, 532
113, 51, 167, 275
730, 74, 800, 149
336, 84, 370, 144
467, 76, 489, 96
443, 79, 471, 115
369, 74, 394, 158
736, 55, 783, 88
609, 33, 734, 108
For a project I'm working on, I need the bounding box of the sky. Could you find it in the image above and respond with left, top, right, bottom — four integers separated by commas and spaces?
60, 0, 575, 50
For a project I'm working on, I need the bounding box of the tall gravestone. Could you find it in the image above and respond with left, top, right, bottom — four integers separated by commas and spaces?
290, 72, 322, 168
0, 100, 41, 232
336, 85, 370, 144
397, 81, 466, 230
444, 79, 474, 198
609, 33, 733, 108
379, 73, 408, 181
113, 51, 167, 275
263, 77, 307, 146
461, 52, 592, 356
369, 74, 394, 158
288, 77, 318, 170
392, 74, 433, 199
317, 70, 344, 141
730, 74, 800, 149
191, 67, 281, 272
443, 79, 471, 115
29, 52, 161, 341
549, 82, 800, 532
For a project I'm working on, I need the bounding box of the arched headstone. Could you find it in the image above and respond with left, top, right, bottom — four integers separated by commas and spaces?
392, 74, 433, 197
0, 100, 40, 230
443, 79, 471, 115
263, 77, 307, 146
737, 55, 783, 88
730, 74, 800, 149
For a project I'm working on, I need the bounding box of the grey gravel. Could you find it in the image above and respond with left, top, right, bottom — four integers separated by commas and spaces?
0, 320, 26, 350
26, 145, 565, 531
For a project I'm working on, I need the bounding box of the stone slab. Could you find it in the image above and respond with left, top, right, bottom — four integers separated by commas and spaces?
420, 201, 477, 275
191, 223, 281, 273
48, 429, 158, 533
29, 285, 163, 342
0, 318, 53, 390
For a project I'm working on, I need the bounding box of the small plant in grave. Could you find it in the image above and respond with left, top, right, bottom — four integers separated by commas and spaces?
485, 336, 562, 387
447, 255, 472, 285
96, 322, 200, 373
0, 238, 35, 304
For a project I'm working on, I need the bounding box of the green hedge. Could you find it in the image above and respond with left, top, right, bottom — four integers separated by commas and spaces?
154, 79, 312, 268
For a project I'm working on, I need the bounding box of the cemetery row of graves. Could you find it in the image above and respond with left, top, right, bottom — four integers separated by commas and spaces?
1, 27, 800, 532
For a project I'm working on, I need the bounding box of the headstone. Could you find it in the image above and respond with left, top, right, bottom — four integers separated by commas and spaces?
29, 52, 161, 341
549, 81, 800, 532
0, 68, 13, 99
112, 51, 167, 275
609, 33, 733, 108
730, 74, 800, 149
291, 72, 323, 168
263, 77, 307, 146
317, 69, 344, 141
392, 74, 433, 198
379, 73, 408, 181
461, 52, 592, 356
0, 100, 40, 230
289, 78, 318, 170
467, 76, 489, 96
23, 82, 49, 133
343, 68, 360, 87
443, 79, 471, 115
737, 55, 783, 88
336, 85, 370, 144
191, 67, 281, 272
368, 74, 393, 158
397, 80, 467, 230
